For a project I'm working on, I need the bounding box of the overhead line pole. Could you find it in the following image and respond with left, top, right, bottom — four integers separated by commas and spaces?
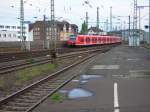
97, 7, 99, 30
50, 0, 56, 59
110, 6, 112, 32
149, 0, 150, 46
136, 5, 150, 45
133, 0, 138, 46
129, 15, 131, 40
86, 12, 88, 29
20, 0, 26, 51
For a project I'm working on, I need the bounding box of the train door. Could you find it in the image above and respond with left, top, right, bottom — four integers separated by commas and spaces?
86, 36, 90, 45
98, 37, 101, 44
107, 36, 109, 44
96, 36, 99, 44
77, 35, 84, 45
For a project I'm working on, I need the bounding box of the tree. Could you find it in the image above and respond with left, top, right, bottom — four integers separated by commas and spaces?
80, 21, 88, 35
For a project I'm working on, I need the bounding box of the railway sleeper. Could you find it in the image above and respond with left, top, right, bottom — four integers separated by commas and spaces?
6, 102, 31, 107
24, 92, 43, 97
0, 110, 24, 112
28, 90, 48, 95
13, 98, 37, 103
0, 105, 27, 111
37, 86, 56, 90
19, 95, 41, 100
31, 88, 51, 92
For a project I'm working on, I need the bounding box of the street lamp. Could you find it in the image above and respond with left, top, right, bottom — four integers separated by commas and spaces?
149, 0, 150, 46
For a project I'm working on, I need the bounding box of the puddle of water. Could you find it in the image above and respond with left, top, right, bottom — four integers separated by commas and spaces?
81, 80, 88, 83
92, 65, 120, 70
68, 88, 93, 99
72, 79, 80, 82
81, 74, 103, 80
59, 90, 68, 94
129, 70, 150, 78
127, 58, 139, 61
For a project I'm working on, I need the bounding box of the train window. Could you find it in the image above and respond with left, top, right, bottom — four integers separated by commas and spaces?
95, 38, 97, 42
70, 35, 76, 41
92, 38, 94, 42
86, 37, 90, 42
98, 37, 101, 42
80, 37, 84, 42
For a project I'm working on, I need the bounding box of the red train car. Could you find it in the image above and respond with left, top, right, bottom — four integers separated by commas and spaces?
67, 35, 121, 46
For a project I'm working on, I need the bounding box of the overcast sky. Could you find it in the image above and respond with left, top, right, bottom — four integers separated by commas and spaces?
0, 0, 149, 31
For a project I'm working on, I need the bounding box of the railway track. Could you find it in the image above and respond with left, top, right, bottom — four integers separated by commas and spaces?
0, 46, 102, 63
0, 47, 108, 75
0, 50, 101, 112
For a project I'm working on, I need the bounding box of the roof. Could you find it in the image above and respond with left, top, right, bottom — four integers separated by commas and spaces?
29, 20, 78, 32
88, 27, 103, 32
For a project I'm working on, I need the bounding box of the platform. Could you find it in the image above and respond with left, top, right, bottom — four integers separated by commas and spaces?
33, 45, 150, 112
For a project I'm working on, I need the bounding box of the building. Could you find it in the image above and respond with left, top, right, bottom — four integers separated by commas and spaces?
88, 26, 107, 35
29, 20, 78, 48
0, 24, 31, 42
109, 29, 145, 42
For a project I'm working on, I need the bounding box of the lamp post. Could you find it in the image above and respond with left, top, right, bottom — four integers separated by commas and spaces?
149, 0, 150, 46
110, 6, 112, 31
20, 0, 26, 51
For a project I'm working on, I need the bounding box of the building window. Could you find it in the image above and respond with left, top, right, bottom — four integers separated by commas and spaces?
0, 25, 4, 28
3, 34, 6, 38
5, 26, 10, 29
17, 26, 21, 29
13, 34, 16, 38
46, 28, 49, 31
8, 34, 11, 38
11, 26, 16, 29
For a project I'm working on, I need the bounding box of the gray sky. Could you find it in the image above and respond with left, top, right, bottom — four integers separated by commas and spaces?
0, 0, 149, 30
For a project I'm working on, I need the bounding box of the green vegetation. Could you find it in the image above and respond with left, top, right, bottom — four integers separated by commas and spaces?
80, 21, 88, 35
50, 92, 65, 103
143, 43, 150, 49
15, 63, 56, 84
26, 58, 35, 63
144, 71, 150, 76
0, 78, 5, 90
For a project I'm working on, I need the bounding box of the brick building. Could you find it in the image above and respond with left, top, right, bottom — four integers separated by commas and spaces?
29, 20, 78, 48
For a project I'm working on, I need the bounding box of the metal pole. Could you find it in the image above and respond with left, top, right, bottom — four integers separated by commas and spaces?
129, 15, 131, 41
43, 15, 47, 49
106, 18, 108, 32
97, 7, 99, 31
86, 12, 88, 29
133, 0, 138, 46
149, 0, 150, 46
124, 21, 126, 41
50, 0, 56, 59
110, 6, 112, 32
20, 0, 25, 50
138, 8, 141, 30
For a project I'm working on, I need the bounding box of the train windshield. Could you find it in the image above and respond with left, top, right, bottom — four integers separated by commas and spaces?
69, 35, 76, 41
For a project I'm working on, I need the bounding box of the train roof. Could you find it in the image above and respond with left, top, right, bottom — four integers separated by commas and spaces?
77, 35, 121, 38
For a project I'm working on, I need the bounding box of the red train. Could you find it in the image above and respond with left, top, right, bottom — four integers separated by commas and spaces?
67, 35, 121, 46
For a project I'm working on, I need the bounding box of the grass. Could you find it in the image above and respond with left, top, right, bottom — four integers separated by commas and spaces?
0, 78, 5, 90
144, 71, 150, 76
26, 58, 35, 63
15, 63, 56, 84
143, 43, 150, 49
50, 92, 65, 103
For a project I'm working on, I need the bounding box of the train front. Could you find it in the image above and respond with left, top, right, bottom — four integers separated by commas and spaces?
67, 34, 77, 46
